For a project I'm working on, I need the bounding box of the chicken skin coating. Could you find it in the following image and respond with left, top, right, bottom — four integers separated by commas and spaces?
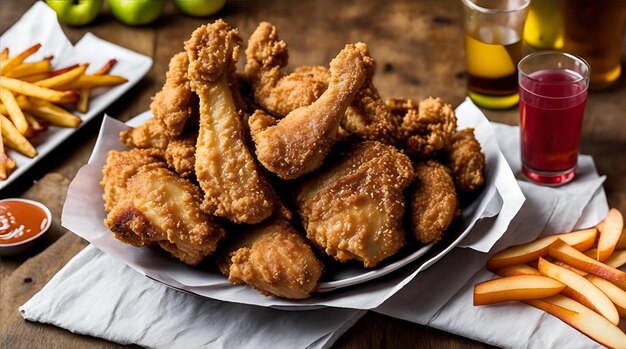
297, 141, 414, 267
105, 167, 225, 266
185, 20, 275, 223
150, 52, 199, 137
100, 148, 166, 212
218, 218, 322, 299
164, 132, 197, 179
387, 97, 457, 158
248, 42, 373, 180
244, 22, 328, 118
410, 160, 459, 244
119, 118, 171, 150
445, 128, 485, 193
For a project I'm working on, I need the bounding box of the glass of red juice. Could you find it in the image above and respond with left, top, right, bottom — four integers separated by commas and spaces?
518, 51, 590, 186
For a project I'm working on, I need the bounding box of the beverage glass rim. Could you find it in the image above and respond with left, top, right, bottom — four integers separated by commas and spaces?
460, 0, 531, 14
518, 51, 590, 99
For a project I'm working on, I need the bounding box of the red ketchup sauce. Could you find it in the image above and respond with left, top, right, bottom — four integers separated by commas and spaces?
0, 200, 49, 245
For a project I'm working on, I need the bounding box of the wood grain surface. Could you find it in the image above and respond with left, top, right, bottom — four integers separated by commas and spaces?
0, 0, 624, 348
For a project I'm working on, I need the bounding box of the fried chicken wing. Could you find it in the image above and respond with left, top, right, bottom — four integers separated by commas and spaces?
150, 52, 199, 137
387, 96, 457, 158
218, 218, 322, 299
119, 118, 171, 150
296, 141, 414, 267
248, 43, 373, 180
105, 167, 225, 265
244, 22, 328, 117
101, 148, 166, 212
164, 132, 197, 179
185, 20, 275, 224
446, 128, 485, 193
410, 160, 459, 244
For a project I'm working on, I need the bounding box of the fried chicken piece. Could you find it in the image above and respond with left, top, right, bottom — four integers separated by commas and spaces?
296, 141, 414, 267
410, 160, 459, 244
387, 97, 457, 158
185, 20, 275, 224
119, 118, 171, 150
150, 52, 199, 137
244, 22, 328, 117
164, 132, 197, 179
100, 148, 166, 212
248, 43, 373, 180
105, 167, 225, 265
218, 218, 322, 299
445, 128, 485, 193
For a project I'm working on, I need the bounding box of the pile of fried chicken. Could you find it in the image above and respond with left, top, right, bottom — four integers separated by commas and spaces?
101, 20, 485, 299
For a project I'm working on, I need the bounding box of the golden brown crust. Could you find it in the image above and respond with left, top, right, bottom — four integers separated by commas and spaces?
119, 118, 171, 150
218, 218, 322, 299
296, 141, 414, 267
150, 52, 199, 137
100, 148, 166, 212
387, 96, 457, 158
410, 160, 459, 244
445, 128, 486, 193
244, 22, 328, 117
164, 133, 197, 179
249, 43, 373, 180
185, 20, 275, 223
105, 167, 225, 265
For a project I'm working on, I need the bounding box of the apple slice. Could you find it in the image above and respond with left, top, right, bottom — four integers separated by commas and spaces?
474, 275, 565, 306
538, 257, 619, 325
616, 229, 626, 250
487, 228, 596, 271
597, 209, 624, 262
495, 264, 541, 277
549, 239, 626, 282
527, 295, 626, 348
585, 249, 626, 269
552, 260, 588, 276
586, 275, 626, 318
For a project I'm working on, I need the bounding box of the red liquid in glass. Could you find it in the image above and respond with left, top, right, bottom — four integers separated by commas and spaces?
519, 69, 588, 184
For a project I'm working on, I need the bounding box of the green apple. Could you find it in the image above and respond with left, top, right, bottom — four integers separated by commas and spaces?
108, 0, 166, 26
46, 0, 103, 26
174, 0, 225, 17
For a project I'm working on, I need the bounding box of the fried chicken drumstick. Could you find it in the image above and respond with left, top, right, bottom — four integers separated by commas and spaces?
244, 22, 329, 118
297, 141, 414, 267
185, 20, 276, 223
248, 42, 373, 180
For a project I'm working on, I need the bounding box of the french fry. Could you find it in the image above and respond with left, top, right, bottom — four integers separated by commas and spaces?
0, 76, 78, 104
0, 88, 28, 134
0, 114, 36, 157
3, 60, 51, 78
0, 118, 5, 179
24, 112, 49, 139
35, 64, 87, 89
56, 74, 128, 90
23, 97, 82, 128
78, 59, 118, 113
0, 43, 41, 74
0, 48, 8, 61
50, 63, 80, 77
20, 73, 51, 83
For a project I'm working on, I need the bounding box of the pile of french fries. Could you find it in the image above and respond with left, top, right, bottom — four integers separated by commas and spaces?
475, 208, 626, 348
0, 43, 127, 180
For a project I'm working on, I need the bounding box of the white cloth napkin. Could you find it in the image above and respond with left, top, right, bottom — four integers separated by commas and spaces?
21, 123, 608, 349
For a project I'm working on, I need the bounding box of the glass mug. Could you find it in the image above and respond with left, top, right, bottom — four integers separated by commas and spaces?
461, 0, 530, 109
518, 52, 590, 186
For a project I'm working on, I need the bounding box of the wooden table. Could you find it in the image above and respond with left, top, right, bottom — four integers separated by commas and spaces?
1, 1, 624, 348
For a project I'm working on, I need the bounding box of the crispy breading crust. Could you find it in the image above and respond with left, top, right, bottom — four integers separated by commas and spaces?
119, 118, 171, 150
445, 128, 485, 193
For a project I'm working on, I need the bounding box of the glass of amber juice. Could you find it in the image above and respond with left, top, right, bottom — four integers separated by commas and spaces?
461, 0, 530, 109
518, 52, 590, 186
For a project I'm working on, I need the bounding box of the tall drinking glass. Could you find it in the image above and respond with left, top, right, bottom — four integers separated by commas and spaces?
461, 0, 530, 109
518, 52, 590, 186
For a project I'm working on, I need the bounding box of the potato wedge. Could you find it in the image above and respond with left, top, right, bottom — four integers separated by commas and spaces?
549, 239, 626, 282
597, 209, 624, 262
